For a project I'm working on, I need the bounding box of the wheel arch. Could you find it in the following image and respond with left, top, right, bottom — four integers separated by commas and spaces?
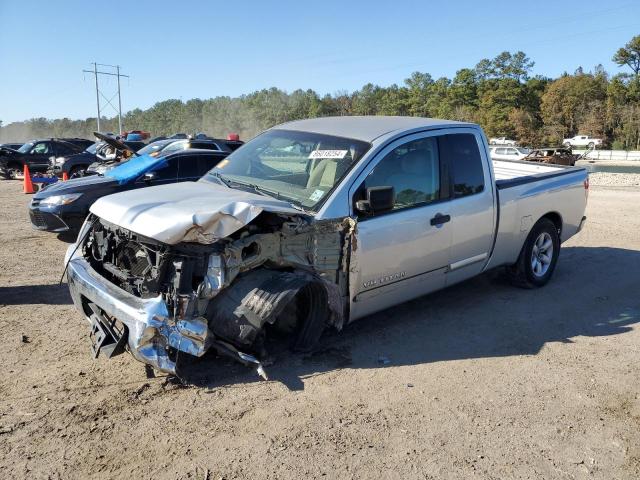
205, 267, 340, 352
539, 211, 563, 236
7, 160, 23, 169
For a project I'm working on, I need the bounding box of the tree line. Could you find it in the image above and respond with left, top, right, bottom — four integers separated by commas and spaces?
2, 35, 639, 149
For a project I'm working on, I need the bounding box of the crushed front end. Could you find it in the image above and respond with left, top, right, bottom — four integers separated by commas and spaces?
66, 218, 218, 373
66, 213, 354, 376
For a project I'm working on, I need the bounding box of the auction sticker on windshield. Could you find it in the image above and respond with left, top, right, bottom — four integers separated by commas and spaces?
309, 189, 325, 201
308, 150, 348, 159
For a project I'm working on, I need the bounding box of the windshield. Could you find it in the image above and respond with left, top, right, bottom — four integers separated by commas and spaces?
202, 130, 371, 210
18, 142, 34, 153
516, 147, 530, 154
161, 140, 189, 154
137, 141, 171, 156
85, 142, 100, 154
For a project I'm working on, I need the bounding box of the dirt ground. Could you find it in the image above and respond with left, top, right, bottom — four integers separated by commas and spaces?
0, 180, 639, 480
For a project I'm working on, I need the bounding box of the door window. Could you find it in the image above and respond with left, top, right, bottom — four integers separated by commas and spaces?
439, 134, 484, 198
177, 155, 200, 179
55, 143, 75, 156
30, 142, 50, 155
198, 154, 224, 176
358, 137, 440, 213
149, 158, 179, 181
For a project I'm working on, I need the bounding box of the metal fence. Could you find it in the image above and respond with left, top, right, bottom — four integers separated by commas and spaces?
574, 150, 640, 161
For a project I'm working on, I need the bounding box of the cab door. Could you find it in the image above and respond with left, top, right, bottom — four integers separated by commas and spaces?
28, 141, 53, 171
348, 132, 452, 322
440, 132, 496, 285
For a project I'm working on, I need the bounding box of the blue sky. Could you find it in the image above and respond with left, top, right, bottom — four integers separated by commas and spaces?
0, 0, 638, 123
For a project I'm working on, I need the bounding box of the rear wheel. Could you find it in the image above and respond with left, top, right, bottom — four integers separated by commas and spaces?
588, 142, 595, 149
563, 142, 571, 148
506, 218, 560, 288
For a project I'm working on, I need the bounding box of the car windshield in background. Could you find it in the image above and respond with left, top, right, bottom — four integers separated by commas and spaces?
86, 142, 99, 154
203, 129, 371, 210
517, 147, 530, 154
137, 141, 170, 156
18, 142, 34, 153
161, 140, 189, 154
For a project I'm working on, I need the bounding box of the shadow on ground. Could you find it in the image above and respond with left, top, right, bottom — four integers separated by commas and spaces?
56, 232, 78, 243
179, 246, 640, 390
0, 283, 72, 305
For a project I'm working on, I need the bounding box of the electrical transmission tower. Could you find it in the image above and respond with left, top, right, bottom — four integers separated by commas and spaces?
83, 63, 129, 134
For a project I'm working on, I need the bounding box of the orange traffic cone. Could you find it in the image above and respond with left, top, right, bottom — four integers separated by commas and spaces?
62, 171, 69, 181
23, 165, 35, 194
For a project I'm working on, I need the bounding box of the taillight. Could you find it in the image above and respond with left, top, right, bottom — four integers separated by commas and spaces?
584, 177, 589, 199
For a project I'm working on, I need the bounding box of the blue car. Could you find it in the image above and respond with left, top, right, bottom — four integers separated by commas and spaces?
29, 148, 230, 236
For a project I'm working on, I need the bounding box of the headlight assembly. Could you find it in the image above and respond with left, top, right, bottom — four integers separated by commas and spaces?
39, 193, 83, 206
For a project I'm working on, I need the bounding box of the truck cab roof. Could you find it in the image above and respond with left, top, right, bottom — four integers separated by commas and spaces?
279, 116, 474, 143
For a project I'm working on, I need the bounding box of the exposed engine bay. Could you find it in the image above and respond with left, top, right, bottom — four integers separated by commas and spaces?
78, 212, 355, 375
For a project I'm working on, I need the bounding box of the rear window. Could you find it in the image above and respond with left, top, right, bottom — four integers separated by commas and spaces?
439, 133, 484, 198
190, 141, 220, 151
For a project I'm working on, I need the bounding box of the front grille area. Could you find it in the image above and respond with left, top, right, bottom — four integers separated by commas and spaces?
115, 241, 152, 277
29, 209, 67, 231
83, 221, 170, 298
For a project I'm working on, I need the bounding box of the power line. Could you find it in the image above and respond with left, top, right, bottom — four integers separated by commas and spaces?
82, 63, 130, 133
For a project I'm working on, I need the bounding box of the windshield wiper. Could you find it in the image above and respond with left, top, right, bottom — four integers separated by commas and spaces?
217, 177, 281, 200
288, 202, 312, 214
210, 171, 232, 188
247, 183, 282, 200
209, 174, 312, 213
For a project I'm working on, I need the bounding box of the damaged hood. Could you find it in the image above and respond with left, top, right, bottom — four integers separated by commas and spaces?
90, 181, 307, 244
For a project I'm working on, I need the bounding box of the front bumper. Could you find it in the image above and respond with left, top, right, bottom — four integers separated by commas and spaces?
29, 207, 71, 232
577, 215, 587, 233
65, 249, 212, 374
29, 201, 86, 233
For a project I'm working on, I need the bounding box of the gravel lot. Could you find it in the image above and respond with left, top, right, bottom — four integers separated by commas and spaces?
0, 179, 639, 479
588, 172, 640, 187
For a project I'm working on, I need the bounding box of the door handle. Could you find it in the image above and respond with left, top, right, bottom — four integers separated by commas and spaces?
430, 213, 451, 226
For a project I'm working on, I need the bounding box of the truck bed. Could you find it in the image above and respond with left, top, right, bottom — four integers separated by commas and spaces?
493, 159, 587, 190
493, 159, 561, 180
485, 158, 588, 271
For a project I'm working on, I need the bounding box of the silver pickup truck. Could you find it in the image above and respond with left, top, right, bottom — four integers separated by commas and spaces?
64, 117, 589, 376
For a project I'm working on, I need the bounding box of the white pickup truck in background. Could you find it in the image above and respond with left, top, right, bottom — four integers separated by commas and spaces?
489, 137, 517, 146
65, 116, 589, 376
563, 135, 603, 148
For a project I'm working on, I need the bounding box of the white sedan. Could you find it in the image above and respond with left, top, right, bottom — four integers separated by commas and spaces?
489, 146, 531, 161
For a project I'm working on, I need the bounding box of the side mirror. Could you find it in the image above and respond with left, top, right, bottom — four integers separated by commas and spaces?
143, 171, 157, 184
355, 186, 395, 215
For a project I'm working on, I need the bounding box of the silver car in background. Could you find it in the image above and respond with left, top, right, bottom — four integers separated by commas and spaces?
489, 146, 531, 161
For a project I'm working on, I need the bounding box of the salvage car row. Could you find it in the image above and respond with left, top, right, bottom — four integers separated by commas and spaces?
3, 117, 590, 380
0, 132, 241, 180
